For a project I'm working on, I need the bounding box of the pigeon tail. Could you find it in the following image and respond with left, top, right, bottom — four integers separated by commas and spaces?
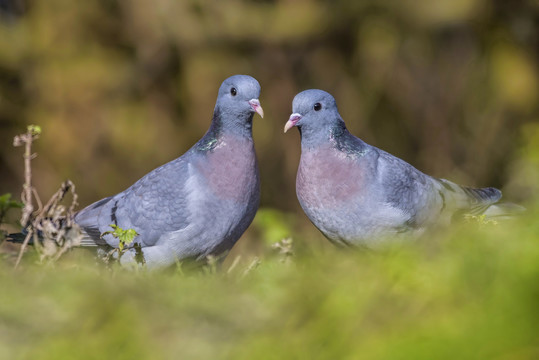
481, 202, 526, 220
5, 232, 30, 244
460, 185, 502, 206
437, 179, 525, 220
435, 178, 502, 216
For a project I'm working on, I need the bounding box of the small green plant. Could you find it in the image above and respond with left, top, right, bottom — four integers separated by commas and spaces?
271, 237, 294, 264
26, 124, 42, 136
101, 224, 144, 266
101, 224, 140, 251
463, 214, 499, 227
0, 193, 23, 225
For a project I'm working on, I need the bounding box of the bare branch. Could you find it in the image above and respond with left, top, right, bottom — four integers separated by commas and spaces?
13, 125, 81, 269
13, 126, 41, 228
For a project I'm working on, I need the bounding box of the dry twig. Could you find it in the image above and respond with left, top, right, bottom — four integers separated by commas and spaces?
13, 126, 82, 268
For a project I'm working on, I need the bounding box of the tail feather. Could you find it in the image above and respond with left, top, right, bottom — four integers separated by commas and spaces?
460, 186, 502, 206
5, 232, 31, 244
437, 179, 501, 211
6, 228, 103, 247
435, 178, 525, 220
482, 202, 526, 220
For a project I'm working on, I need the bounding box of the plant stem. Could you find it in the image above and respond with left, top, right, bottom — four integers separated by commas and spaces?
20, 132, 34, 227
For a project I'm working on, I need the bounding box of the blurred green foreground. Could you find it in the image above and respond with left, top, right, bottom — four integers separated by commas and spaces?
1, 207, 539, 359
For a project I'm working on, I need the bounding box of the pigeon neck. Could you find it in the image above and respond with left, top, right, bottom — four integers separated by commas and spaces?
299, 122, 332, 150
298, 119, 343, 148
300, 119, 368, 156
196, 107, 253, 152
330, 121, 369, 156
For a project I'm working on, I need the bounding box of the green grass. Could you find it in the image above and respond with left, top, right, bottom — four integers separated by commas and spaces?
1, 206, 538, 360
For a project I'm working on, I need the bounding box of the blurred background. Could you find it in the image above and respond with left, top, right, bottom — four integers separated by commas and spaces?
0, 0, 537, 250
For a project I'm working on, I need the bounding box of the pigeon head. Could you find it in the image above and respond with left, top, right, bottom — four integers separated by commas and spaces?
284, 89, 345, 145
215, 75, 264, 127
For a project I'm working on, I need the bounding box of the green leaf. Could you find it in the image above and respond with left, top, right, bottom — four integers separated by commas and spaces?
101, 224, 140, 251
0, 193, 23, 209
0, 193, 23, 223
27, 124, 42, 136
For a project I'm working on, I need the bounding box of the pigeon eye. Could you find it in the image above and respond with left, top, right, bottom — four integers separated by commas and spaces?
313, 103, 322, 111
230, 87, 237, 96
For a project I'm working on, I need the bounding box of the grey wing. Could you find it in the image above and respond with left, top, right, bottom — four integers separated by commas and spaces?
75, 157, 191, 247
375, 148, 502, 229
74, 196, 115, 246
375, 149, 445, 230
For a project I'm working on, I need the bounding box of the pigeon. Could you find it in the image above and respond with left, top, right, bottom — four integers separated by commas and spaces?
74, 75, 264, 267
284, 89, 517, 247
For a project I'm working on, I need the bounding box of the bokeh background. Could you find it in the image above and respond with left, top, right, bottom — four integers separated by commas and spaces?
0, 0, 538, 249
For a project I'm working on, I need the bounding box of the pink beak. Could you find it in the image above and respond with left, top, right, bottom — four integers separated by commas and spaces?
248, 99, 264, 118
284, 113, 302, 133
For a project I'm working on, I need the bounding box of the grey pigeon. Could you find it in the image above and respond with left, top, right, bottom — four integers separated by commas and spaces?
284, 89, 515, 247
75, 75, 264, 268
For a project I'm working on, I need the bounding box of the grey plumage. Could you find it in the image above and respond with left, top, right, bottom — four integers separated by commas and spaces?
285, 89, 514, 247
75, 75, 263, 268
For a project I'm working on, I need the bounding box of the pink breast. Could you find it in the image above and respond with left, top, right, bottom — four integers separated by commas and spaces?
297, 147, 364, 208
195, 136, 258, 201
